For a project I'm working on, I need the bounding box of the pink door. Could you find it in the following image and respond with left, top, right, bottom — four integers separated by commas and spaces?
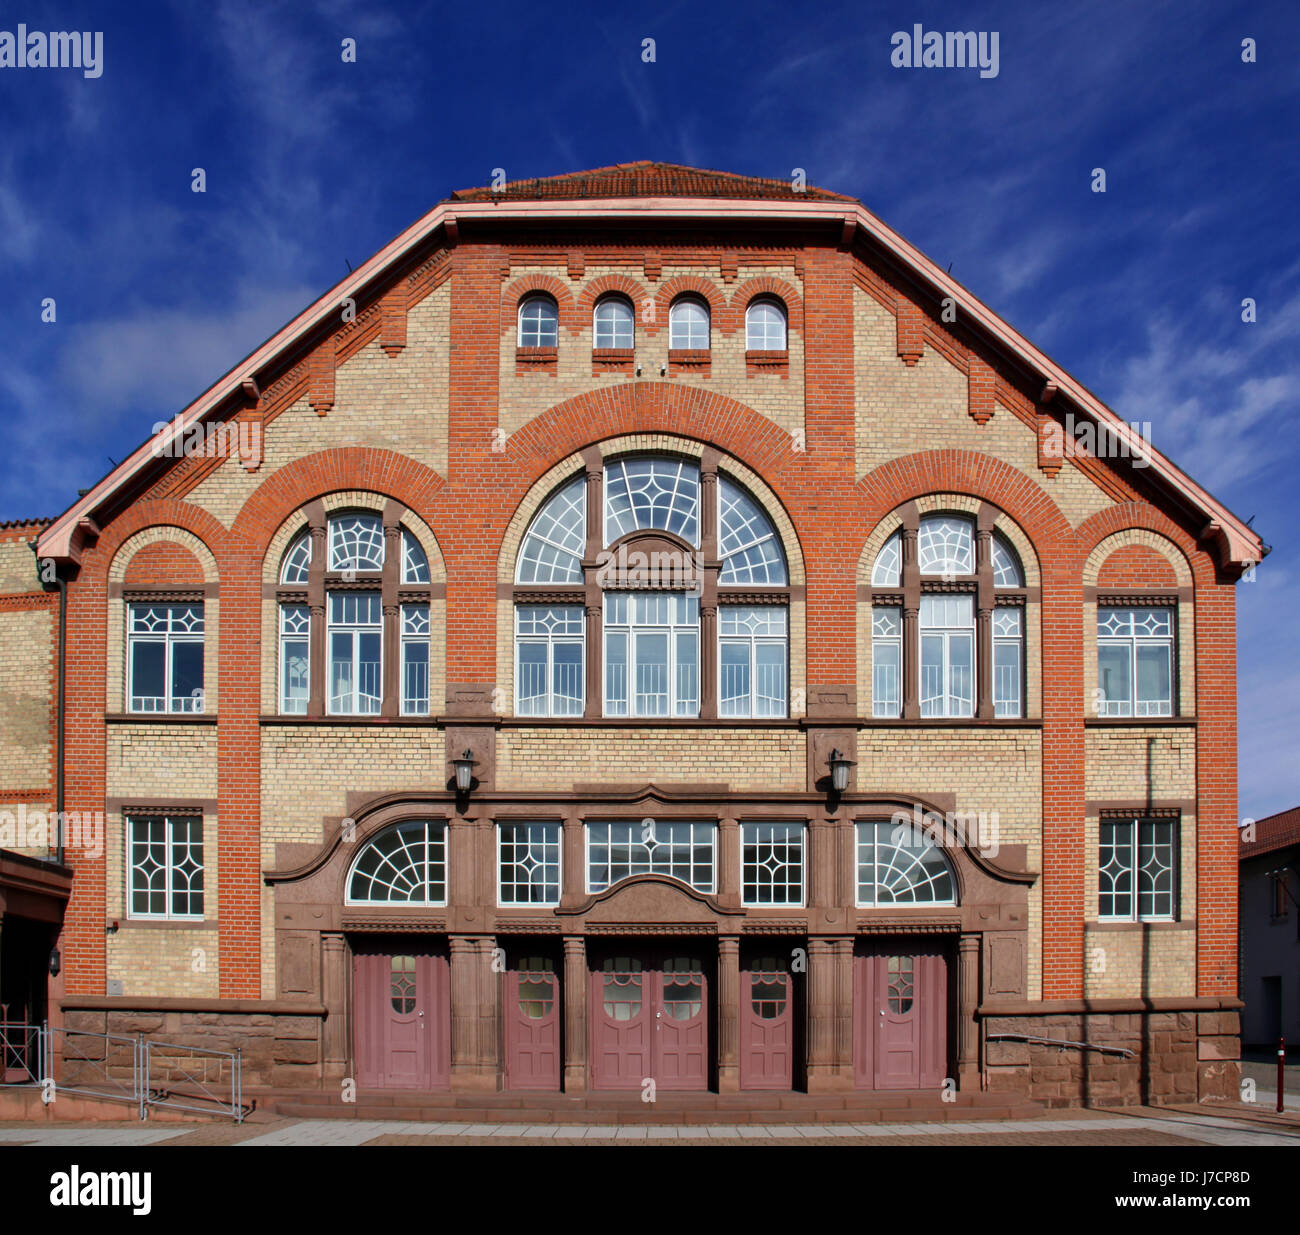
590, 951, 709, 1091
740, 953, 794, 1090
504, 953, 561, 1090
853, 943, 948, 1090
353, 942, 449, 1089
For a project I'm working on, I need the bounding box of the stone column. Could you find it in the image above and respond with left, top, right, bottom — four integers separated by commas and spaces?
957, 934, 982, 1088
562, 936, 588, 1093
833, 937, 855, 1080
320, 932, 349, 1084
477, 936, 501, 1085
718, 815, 740, 906
449, 935, 490, 1091
717, 936, 740, 1093
561, 815, 585, 905
806, 938, 839, 1091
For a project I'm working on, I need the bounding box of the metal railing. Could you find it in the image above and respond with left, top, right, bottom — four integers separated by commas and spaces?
987, 1030, 1137, 1058
0, 1022, 243, 1122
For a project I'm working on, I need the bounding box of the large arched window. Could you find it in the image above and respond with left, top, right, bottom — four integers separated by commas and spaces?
745, 297, 787, 350
855, 821, 957, 906
275, 509, 437, 717
866, 506, 1028, 720
346, 821, 448, 905
593, 295, 634, 350
518, 294, 559, 348
669, 296, 710, 350
512, 453, 792, 719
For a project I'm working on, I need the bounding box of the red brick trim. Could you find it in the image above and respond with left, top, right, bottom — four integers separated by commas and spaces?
733, 276, 804, 333
501, 274, 577, 336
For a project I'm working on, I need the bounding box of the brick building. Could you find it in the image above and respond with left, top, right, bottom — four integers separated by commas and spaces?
0, 163, 1264, 1111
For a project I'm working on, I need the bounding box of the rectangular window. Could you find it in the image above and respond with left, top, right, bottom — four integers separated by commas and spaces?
327, 591, 382, 715
1099, 816, 1177, 921
719, 606, 788, 717
919, 594, 974, 718
603, 592, 699, 718
279, 604, 310, 714
498, 821, 562, 906
871, 606, 902, 718
128, 814, 204, 919
741, 822, 804, 906
586, 821, 715, 893
127, 603, 204, 713
401, 604, 430, 716
515, 606, 584, 716
1097, 606, 1173, 717
993, 607, 1023, 718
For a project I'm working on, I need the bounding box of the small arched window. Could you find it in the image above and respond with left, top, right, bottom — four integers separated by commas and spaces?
593, 296, 634, 349
518, 295, 559, 348
746, 297, 787, 350
669, 296, 710, 350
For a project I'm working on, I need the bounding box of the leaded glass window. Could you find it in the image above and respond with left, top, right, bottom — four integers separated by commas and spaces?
329, 513, 384, 572
128, 814, 204, 919
602, 957, 642, 1021
856, 821, 957, 906
516, 477, 586, 584
498, 822, 561, 906
516, 957, 556, 1019
401, 530, 431, 584
917, 515, 974, 576
871, 531, 902, 587
741, 822, 804, 906
279, 604, 310, 714
281, 530, 312, 584
401, 603, 430, 716
347, 821, 447, 905
587, 821, 715, 893
993, 607, 1023, 718
992, 535, 1023, 588
604, 457, 700, 545
872, 606, 902, 718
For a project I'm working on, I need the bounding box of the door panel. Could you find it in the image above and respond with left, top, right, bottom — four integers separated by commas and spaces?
505, 953, 562, 1090
740, 953, 794, 1090
590, 949, 710, 1091
853, 942, 948, 1091
353, 941, 449, 1089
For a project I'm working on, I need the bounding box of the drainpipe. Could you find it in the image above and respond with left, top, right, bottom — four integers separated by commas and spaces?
30, 541, 66, 865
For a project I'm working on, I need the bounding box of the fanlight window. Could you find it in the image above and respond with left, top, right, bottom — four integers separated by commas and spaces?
992, 536, 1023, 588
871, 531, 902, 587
516, 476, 586, 584
917, 515, 974, 576
402, 531, 431, 584
347, 821, 447, 905
856, 821, 957, 906
602, 957, 643, 1021
281, 530, 312, 584
669, 296, 710, 349
604, 457, 700, 545
519, 295, 559, 348
593, 296, 634, 349
330, 514, 385, 572
719, 478, 787, 584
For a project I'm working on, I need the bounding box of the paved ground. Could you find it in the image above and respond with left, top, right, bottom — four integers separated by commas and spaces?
1, 1106, 1298, 1147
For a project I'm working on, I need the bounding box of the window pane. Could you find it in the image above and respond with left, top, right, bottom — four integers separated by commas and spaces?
719, 641, 750, 716
994, 640, 1021, 718
594, 298, 634, 348
670, 298, 709, 349
873, 639, 901, 718
519, 297, 558, 347
516, 642, 548, 714
1136, 644, 1172, 715
1098, 643, 1133, 716
130, 641, 166, 710
604, 632, 628, 715
675, 631, 698, 716
920, 634, 944, 717
282, 638, 309, 713
358, 632, 382, 713
755, 642, 786, 716
552, 641, 584, 715
1098, 821, 1135, 919
171, 641, 204, 710
635, 632, 669, 716
948, 632, 973, 716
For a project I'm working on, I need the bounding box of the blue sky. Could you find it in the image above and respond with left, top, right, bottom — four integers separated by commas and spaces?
0, 0, 1295, 816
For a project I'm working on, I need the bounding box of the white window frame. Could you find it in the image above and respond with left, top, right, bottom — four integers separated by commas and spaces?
919, 593, 975, 718
497, 821, 563, 907
740, 822, 805, 907
345, 820, 448, 907
127, 602, 205, 714
603, 592, 699, 718
593, 296, 635, 349
745, 298, 787, 350
1097, 606, 1174, 717
1098, 816, 1177, 922
518, 295, 559, 347
585, 821, 716, 894
993, 606, 1024, 719
279, 604, 311, 714
855, 821, 957, 908
871, 605, 903, 718
326, 591, 383, 716
718, 606, 788, 718
400, 603, 430, 716
669, 296, 710, 349
515, 605, 585, 717
127, 814, 205, 921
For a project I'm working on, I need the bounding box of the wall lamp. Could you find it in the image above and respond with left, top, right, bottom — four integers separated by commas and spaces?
828, 748, 855, 794
451, 749, 478, 794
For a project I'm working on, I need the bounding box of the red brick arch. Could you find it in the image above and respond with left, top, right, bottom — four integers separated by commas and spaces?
500, 274, 578, 336
1075, 502, 1207, 587
732, 276, 805, 333
654, 276, 730, 335
577, 273, 649, 315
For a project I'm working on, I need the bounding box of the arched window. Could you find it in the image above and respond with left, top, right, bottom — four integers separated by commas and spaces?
669, 296, 710, 350
866, 505, 1028, 720
593, 296, 634, 350
745, 297, 787, 350
518, 295, 559, 348
856, 821, 957, 906
275, 511, 437, 717
346, 821, 447, 905
511, 453, 793, 719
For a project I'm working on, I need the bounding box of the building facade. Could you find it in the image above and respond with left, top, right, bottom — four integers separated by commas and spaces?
5, 163, 1264, 1109
1238, 807, 1300, 1048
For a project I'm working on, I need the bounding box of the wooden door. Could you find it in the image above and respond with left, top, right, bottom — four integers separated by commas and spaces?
854, 943, 948, 1090
353, 942, 449, 1089
504, 953, 562, 1090
740, 953, 794, 1089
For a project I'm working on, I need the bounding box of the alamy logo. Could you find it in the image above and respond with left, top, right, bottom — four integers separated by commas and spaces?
890, 26, 1000, 79
151, 412, 263, 470
1040, 411, 1151, 468
50, 1167, 151, 1216
0, 26, 102, 78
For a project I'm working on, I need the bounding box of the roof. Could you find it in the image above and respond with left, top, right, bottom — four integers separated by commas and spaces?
1240, 806, 1300, 861
447, 161, 856, 203
35, 164, 1267, 569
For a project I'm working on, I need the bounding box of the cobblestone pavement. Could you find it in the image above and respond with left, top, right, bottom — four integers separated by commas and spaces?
2, 1107, 1298, 1147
